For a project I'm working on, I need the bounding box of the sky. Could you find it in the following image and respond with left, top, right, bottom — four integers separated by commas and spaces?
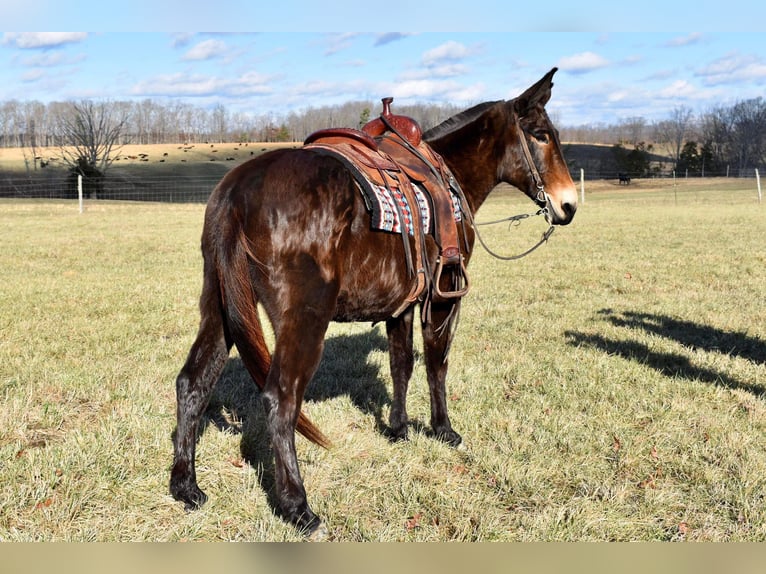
2, 4, 765, 128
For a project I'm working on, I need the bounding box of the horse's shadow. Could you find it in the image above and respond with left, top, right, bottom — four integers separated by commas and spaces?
565, 309, 766, 397
201, 328, 392, 507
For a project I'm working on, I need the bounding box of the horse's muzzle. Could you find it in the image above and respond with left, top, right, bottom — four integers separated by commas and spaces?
546, 189, 578, 225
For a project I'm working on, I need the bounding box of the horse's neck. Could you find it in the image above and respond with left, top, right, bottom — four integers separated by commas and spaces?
429, 129, 501, 214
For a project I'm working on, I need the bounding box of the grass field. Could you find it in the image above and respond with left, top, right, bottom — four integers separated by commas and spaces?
0, 177, 764, 541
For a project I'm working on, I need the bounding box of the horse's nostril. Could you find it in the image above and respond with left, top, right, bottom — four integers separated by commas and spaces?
562, 201, 576, 217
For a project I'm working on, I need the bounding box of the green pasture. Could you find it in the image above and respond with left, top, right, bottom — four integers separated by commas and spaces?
0, 178, 764, 541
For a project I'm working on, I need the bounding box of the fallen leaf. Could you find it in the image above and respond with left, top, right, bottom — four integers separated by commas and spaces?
612, 435, 622, 452
229, 457, 244, 468
35, 497, 54, 510
624, 272, 632, 279
650, 446, 658, 459
405, 512, 423, 531
678, 522, 689, 536
638, 476, 656, 489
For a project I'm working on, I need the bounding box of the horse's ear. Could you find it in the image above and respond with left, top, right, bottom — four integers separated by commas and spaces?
513, 67, 557, 115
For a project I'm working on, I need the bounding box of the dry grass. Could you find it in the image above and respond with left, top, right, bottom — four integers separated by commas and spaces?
0, 177, 764, 541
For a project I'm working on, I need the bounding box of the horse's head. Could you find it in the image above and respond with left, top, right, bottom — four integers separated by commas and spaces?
502, 68, 577, 225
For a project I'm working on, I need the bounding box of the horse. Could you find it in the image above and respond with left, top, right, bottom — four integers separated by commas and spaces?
170, 67, 578, 539
618, 172, 631, 185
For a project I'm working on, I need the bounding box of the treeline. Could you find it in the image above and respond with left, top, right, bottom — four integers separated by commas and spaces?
0, 99, 463, 149
2, 96, 765, 176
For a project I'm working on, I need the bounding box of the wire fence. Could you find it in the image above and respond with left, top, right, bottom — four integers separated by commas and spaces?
0, 170, 761, 204
0, 175, 222, 203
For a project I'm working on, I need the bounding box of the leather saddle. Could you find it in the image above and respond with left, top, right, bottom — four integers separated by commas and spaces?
304, 98, 470, 313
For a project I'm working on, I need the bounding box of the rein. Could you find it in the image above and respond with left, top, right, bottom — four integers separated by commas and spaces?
472, 205, 554, 261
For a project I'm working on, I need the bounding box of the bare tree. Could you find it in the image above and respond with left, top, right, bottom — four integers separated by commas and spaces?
653, 105, 694, 168
56, 100, 127, 174
55, 100, 128, 198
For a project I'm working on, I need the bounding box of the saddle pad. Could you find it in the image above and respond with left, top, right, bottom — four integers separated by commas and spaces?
365, 181, 462, 237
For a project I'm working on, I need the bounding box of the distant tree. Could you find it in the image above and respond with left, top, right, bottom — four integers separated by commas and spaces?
55, 100, 127, 198
676, 141, 701, 175
210, 103, 228, 143
357, 107, 371, 129
618, 116, 647, 145
727, 97, 766, 173
612, 141, 654, 177
654, 105, 694, 169
66, 156, 104, 199
275, 124, 291, 142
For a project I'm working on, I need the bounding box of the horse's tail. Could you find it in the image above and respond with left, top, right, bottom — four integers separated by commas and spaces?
213, 206, 331, 449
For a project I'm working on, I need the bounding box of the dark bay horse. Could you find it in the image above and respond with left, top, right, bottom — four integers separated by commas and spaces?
170, 68, 577, 538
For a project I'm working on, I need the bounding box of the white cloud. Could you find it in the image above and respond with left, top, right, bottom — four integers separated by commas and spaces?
21, 69, 46, 82
322, 33, 360, 56
665, 33, 704, 47
658, 80, 698, 99
374, 33, 414, 47
182, 39, 228, 61
421, 41, 473, 67
131, 71, 272, 98
557, 51, 610, 74
399, 64, 468, 81
695, 52, 766, 86
384, 78, 484, 102
2, 32, 87, 49
22, 52, 86, 68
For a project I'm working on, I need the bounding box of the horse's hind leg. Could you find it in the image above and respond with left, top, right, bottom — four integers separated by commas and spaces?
261, 271, 338, 537
262, 313, 332, 536
422, 302, 463, 447
170, 266, 230, 509
386, 307, 415, 440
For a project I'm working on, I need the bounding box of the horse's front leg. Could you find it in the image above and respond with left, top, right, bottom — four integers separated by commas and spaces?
386, 307, 415, 441
422, 301, 463, 447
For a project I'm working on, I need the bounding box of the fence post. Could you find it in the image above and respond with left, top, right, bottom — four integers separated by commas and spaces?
78, 174, 84, 214
580, 168, 585, 205
757, 168, 762, 203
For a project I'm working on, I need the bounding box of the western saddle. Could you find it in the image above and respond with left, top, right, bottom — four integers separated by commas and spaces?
304, 97, 470, 316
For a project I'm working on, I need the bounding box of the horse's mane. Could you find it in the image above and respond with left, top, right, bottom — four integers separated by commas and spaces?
423, 100, 502, 142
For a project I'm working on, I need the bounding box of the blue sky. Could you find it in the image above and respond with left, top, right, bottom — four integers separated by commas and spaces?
2, 28, 765, 127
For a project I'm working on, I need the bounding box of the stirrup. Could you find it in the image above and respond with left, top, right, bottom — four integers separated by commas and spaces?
433, 255, 470, 300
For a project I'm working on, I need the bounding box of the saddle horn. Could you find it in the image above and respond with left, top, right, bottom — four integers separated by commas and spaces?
362, 97, 422, 147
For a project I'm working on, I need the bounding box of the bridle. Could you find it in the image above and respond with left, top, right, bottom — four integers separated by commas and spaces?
380, 110, 556, 262
458, 113, 556, 261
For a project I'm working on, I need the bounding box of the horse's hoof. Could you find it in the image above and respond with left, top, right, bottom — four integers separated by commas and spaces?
170, 480, 208, 511
434, 429, 463, 448
456, 440, 467, 452
307, 522, 329, 542
385, 425, 409, 443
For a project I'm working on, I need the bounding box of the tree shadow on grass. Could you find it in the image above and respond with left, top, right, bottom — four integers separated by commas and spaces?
200, 328, 393, 511
565, 309, 765, 397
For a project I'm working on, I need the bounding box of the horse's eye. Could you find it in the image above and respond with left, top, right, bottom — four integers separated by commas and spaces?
532, 131, 549, 144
